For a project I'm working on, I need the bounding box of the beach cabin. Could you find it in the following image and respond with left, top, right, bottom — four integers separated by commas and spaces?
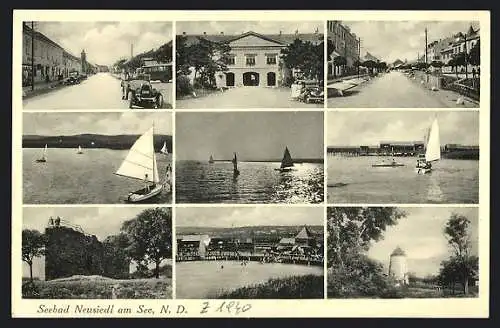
177, 234, 211, 260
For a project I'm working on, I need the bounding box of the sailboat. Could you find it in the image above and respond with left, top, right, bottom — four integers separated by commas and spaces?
416, 117, 440, 174
36, 144, 48, 162
208, 155, 214, 164
77, 145, 83, 154
232, 152, 240, 176
114, 124, 167, 203
275, 146, 295, 172
160, 141, 169, 155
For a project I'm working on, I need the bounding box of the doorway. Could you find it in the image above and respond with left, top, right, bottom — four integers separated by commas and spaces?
225, 72, 235, 87
267, 72, 276, 86
243, 72, 259, 86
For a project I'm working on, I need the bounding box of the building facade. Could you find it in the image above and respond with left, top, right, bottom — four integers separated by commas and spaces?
23, 23, 65, 85
326, 21, 360, 77
181, 30, 323, 88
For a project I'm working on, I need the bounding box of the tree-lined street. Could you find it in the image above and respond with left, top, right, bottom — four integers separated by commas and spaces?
328, 71, 477, 108
23, 72, 172, 110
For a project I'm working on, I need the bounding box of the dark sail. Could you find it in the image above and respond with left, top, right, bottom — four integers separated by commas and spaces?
280, 147, 294, 169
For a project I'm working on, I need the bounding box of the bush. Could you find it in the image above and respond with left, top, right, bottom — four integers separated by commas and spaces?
176, 75, 193, 97
216, 274, 324, 299
22, 281, 41, 299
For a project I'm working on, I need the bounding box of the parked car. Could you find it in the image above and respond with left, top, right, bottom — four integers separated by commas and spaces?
122, 73, 164, 109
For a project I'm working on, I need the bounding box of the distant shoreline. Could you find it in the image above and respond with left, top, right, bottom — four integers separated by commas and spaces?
179, 159, 324, 164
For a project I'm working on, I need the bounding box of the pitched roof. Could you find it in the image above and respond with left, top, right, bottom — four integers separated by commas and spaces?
391, 246, 406, 256
178, 234, 210, 242
180, 31, 323, 47
296, 226, 314, 239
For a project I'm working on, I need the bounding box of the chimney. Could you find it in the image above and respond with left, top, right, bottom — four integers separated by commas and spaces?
182, 31, 186, 35
315, 27, 319, 34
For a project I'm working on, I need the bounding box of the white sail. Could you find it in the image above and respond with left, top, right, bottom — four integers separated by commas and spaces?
115, 126, 159, 183
161, 142, 168, 154
78, 145, 82, 153
425, 118, 441, 162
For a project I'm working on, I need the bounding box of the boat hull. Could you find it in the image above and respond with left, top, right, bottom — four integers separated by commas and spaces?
372, 164, 405, 167
275, 167, 295, 172
127, 184, 163, 203
415, 167, 432, 174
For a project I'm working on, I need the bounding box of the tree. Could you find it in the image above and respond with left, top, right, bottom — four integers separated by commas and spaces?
453, 52, 467, 77
361, 60, 377, 75
468, 40, 480, 67
22, 229, 46, 281
176, 35, 192, 76
327, 207, 406, 268
102, 233, 131, 279
333, 56, 347, 77
154, 41, 173, 64
280, 39, 324, 81
443, 213, 477, 294
121, 208, 172, 279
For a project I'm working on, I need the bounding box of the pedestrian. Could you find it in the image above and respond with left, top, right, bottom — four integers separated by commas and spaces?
144, 174, 150, 192
472, 68, 476, 79
477, 67, 480, 76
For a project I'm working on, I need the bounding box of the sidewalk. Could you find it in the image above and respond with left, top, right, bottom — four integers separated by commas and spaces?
406, 73, 479, 108
22, 80, 66, 99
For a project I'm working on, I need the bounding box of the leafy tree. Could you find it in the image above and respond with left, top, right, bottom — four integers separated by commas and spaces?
154, 41, 173, 64
176, 35, 192, 75
280, 39, 324, 81
102, 233, 131, 279
327, 207, 406, 269
361, 60, 378, 75
22, 229, 46, 281
333, 56, 347, 77
468, 40, 480, 67
121, 208, 172, 279
443, 213, 477, 294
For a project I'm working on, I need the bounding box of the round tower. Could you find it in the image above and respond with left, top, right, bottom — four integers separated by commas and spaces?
388, 246, 408, 284
81, 49, 87, 73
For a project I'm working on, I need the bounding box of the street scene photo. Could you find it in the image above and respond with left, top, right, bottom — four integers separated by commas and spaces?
22, 207, 173, 299
327, 207, 479, 298
175, 207, 324, 299
22, 21, 173, 110
176, 21, 324, 108
326, 21, 480, 108
327, 111, 479, 204
23, 112, 173, 204
175, 111, 324, 204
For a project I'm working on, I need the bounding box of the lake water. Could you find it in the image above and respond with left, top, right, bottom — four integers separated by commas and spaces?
175, 161, 324, 204
327, 156, 479, 203
23, 148, 172, 204
176, 261, 324, 299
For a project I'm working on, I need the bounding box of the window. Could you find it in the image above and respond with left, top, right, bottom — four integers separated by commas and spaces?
266, 55, 277, 65
245, 55, 256, 66
227, 56, 235, 65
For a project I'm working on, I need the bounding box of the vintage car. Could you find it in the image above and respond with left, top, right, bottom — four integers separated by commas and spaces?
121, 73, 164, 109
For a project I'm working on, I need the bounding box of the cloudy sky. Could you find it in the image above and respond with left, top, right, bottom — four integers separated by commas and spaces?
22, 206, 171, 279
176, 207, 324, 228
337, 21, 479, 63
176, 21, 323, 36
33, 22, 172, 66
327, 111, 479, 146
23, 112, 172, 135
176, 112, 324, 161
367, 207, 479, 277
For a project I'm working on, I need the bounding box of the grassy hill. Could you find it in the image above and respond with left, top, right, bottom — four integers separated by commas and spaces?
22, 134, 172, 151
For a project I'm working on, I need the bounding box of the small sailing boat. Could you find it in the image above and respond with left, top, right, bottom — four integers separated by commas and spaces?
160, 141, 169, 155
275, 146, 295, 172
77, 145, 83, 154
115, 124, 167, 203
416, 117, 440, 174
36, 144, 48, 162
208, 155, 214, 164
232, 152, 240, 176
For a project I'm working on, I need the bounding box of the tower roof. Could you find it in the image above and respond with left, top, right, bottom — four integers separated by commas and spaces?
391, 246, 406, 256
295, 226, 314, 239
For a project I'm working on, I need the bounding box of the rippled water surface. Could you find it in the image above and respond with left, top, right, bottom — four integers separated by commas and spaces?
23, 148, 172, 204
175, 161, 324, 203
327, 156, 479, 203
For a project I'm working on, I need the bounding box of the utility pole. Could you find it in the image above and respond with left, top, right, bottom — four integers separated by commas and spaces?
425, 27, 429, 83
357, 37, 361, 79
464, 31, 468, 80
31, 21, 35, 91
